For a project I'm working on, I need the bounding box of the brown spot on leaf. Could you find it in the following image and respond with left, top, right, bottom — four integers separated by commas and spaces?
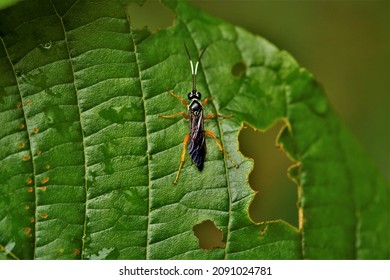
259, 225, 268, 237
16, 102, 22, 108
40, 186, 47, 191
25, 100, 32, 106
37, 150, 42, 156
24, 227, 31, 235
33, 127, 39, 134
27, 187, 33, 193
26, 177, 33, 184
24, 205, 30, 210
18, 142, 25, 148
19, 123, 25, 129
40, 213, 48, 219
41, 177, 49, 184
30, 217, 35, 223
73, 249, 80, 255
22, 155, 31, 161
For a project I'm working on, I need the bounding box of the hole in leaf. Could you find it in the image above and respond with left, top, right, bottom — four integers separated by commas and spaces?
127, 1, 174, 32
239, 121, 298, 227
231, 61, 246, 76
193, 220, 225, 250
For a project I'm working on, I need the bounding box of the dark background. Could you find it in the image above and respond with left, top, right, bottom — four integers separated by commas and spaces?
130, 0, 389, 227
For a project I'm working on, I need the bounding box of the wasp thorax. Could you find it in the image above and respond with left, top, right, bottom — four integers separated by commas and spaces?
188, 90, 202, 100
189, 99, 202, 113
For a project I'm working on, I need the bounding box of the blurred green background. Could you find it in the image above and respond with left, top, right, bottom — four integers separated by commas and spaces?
130, 0, 389, 227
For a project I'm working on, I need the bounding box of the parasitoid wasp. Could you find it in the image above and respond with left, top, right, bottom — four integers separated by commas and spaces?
160, 44, 239, 184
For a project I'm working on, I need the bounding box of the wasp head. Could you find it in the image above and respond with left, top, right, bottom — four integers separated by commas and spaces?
188, 89, 201, 100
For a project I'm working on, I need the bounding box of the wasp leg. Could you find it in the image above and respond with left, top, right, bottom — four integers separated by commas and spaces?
167, 89, 188, 106
173, 134, 190, 184
204, 130, 239, 168
202, 97, 214, 106
204, 113, 233, 120
160, 111, 189, 120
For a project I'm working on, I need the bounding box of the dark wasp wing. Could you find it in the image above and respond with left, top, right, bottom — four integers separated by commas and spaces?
188, 106, 206, 171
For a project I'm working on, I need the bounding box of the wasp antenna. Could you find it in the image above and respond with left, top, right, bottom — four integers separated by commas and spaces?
194, 46, 207, 75
190, 61, 195, 75
184, 42, 192, 60
198, 46, 207, 61
184, 43, 195, 75
184, 43, 208, 90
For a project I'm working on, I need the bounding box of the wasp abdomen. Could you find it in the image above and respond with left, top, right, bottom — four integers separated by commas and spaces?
188, 99, 206, 171
188, 135, 206, 171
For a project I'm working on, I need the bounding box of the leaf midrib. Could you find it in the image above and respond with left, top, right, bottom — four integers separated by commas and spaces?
124, 7, 153, 260
180, 18, 236, 259
49, 0, 89, 259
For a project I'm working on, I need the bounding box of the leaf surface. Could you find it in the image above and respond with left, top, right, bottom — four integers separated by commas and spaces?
0, 0, 388, 259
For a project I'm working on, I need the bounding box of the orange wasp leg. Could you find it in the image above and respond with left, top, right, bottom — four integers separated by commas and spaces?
204, 130, 239, 168
201, 97, 233, 120
173, 134, 190, 184
160, 111, 189, 120
201, 96, 214, 106
160, 89, 190, 120
167, 89, 188, 106
204, 113, 233, 120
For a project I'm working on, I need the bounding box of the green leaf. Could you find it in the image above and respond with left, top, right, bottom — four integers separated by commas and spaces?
0, 0, 21, 10
0, 0, 388, 260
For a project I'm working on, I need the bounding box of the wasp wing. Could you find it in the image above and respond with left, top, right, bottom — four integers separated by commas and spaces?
188, 108, 206, 171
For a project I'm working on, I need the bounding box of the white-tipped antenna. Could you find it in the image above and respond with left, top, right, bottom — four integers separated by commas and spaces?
184, 43, 207, 91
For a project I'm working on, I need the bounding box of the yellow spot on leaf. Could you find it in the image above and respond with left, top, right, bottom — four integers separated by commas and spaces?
41, 177, 49, 184
24, 227, 31, 235
22, 155, 31, 161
